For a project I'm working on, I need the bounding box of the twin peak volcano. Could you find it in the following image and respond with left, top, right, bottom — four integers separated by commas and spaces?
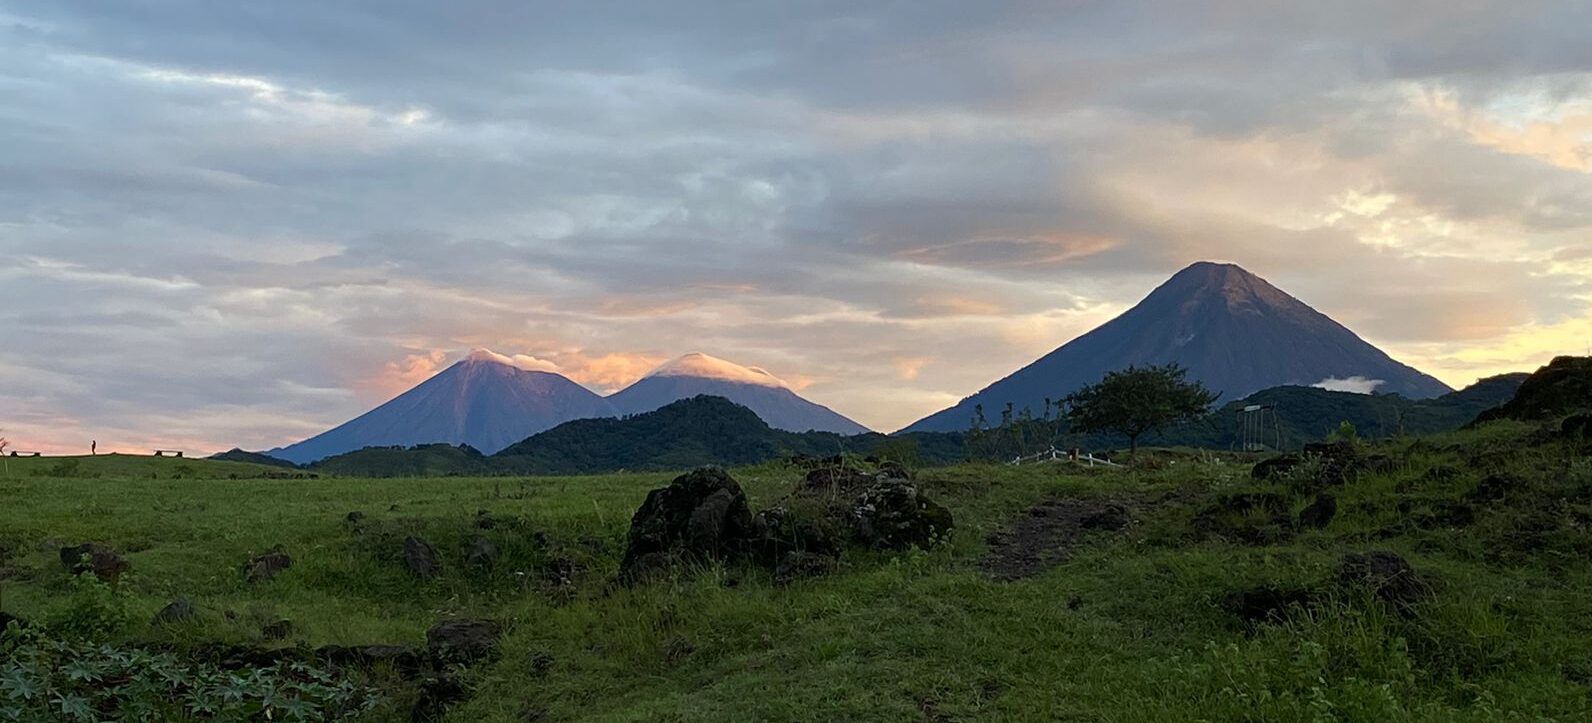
271, 350, 866, 464
272, 261, 1450, 462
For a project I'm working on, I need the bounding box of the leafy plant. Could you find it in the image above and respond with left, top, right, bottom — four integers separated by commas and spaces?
45, 575, 133, 641
0, 629, 380, 722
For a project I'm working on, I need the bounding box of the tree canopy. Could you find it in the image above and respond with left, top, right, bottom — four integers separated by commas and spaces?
1063, 364, 1218, 455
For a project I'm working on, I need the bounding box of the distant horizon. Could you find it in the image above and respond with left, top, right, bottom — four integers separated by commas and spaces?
4, 258, 1577, 456
3, 3, 1589, 454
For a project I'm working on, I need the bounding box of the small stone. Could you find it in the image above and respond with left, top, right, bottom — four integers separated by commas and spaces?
1338, 551, 1433, 611
152, 598, 197, 625
403, 536, 442, 579
426, 619, 501, 663
1224, 586, 1314, 625
242, 547, 293, 584
261, 619, 293, 640
465, 535, 499, 569
1298, 493, 1337, 530
773, 551, 836, 583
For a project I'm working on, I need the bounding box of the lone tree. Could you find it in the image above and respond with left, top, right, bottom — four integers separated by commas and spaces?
1063, 364, 1217, 457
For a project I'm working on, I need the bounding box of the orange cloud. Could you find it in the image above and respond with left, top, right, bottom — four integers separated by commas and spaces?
554, 351, 669, 393
358, 349, 447, 400
912, 294, 1007, 316
1414, 88, 1592, 172
893, 356, 929, 380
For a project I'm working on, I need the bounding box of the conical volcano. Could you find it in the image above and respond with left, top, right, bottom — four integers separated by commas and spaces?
272, 350, 617, 463
607, 352, 869, 434
902, 262, 1451, 432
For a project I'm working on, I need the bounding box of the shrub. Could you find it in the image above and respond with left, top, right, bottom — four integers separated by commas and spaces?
0, 627, 380, 722
45, 575, 134, 641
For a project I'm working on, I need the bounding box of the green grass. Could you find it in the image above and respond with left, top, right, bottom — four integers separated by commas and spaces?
0, 453, 293, 480
2, 424, 1589, 721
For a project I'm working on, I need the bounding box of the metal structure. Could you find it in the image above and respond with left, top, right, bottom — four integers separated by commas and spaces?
1009, 446, 1124, 468
1235, 404, 1282, 452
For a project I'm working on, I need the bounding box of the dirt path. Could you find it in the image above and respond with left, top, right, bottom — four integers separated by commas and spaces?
979, 497, 1134, 581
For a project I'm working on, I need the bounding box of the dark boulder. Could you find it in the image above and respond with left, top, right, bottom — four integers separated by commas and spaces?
1563, 413, 1592, 440
619, 467, 754, 582
848, 480, 954, 550
1408, 500, 1475, 529
1080, 503, 1131, 531
746, 506, 839, 566
1223, 586, 1314, 625
242, 546, 293, 584
404, 536, 442, 579
1191, 493, 1295, 545
1338, 551, 1433, 611
1302, 440, 1361, 486
465, 535, 499, 569
802, 465, 876, 493
151, 598, 196, 625
411, 676, 466, 722
60, 543, 130, 582
1213, 493, 1290, 515
774, 551, 837, 583
1297, 493, 1337, 530
1251, 455, 1303, 480
876, 460, 913, 480
426, 619, 501, 663
262, 619, 293, 640
1466, 473, 1525, 503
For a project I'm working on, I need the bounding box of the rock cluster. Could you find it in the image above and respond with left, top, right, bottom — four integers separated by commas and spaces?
59, 543, 130, 582
619, 464, 953, 583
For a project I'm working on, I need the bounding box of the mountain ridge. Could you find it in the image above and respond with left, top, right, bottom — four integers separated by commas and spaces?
271, 353, 617, 464
903, 261, 1452, 433
607, 353, 870, 434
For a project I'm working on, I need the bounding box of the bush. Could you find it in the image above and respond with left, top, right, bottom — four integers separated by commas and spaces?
0, 628, 381, 722
45, 575, 134, 641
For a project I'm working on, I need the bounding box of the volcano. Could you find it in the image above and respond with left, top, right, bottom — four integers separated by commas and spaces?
606, 352, 870, 434
902, 261, 1452, 432
271, 350, 618, 463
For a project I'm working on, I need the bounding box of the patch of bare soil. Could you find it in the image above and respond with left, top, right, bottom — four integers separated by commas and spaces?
980, 497, 1133, 581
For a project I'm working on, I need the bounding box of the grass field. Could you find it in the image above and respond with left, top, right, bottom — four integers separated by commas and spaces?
2, 424, 1590, 721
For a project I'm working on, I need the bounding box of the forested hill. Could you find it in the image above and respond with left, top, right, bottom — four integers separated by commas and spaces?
301, 377, 1524, 476
498, 395, 960, 474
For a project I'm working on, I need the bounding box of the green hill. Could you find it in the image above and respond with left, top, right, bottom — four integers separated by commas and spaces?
309, 443, 493, 477
0, 453, 303, 480
209, 448, 300, 468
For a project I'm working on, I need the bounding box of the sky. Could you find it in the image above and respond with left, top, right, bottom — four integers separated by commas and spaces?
2, 1, 1590, 454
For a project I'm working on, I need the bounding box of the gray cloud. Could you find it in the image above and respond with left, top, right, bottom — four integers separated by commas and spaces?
1, 1, 1589, 449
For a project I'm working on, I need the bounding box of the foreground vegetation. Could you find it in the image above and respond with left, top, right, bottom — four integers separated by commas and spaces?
2, 418, 1589, 721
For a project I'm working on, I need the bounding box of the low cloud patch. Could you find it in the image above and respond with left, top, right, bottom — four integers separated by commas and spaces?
1313, 376, 1385, 394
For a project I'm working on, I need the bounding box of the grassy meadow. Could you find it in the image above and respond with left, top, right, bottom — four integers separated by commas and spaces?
2, 422, 1590, 721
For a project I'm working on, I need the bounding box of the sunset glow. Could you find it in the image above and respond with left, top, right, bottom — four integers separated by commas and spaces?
1, 2, 1589, 454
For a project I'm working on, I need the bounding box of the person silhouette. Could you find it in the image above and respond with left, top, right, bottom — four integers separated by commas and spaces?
91, 440, 96, 456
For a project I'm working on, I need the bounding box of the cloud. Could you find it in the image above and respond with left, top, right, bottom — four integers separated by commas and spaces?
465, 348, 560, 373
1313, 376, 1387, 395
0, 1, 1589, 451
